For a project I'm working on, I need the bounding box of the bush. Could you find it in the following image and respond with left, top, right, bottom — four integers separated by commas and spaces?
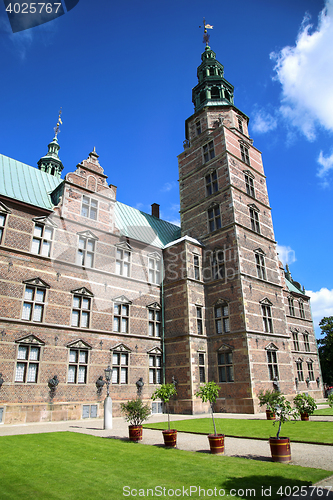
293, 393, 317, 415
258, 389, 281, 412
328, 394, 333, 408
120, 399, 151, 426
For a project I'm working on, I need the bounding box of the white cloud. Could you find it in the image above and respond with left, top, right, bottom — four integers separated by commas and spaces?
317, 150, 333, 185
276, 244, 296, 266
306, 288, 333, 333
161, 181, 177, 192
251, 109, 277, 134
271, 0, 333, 140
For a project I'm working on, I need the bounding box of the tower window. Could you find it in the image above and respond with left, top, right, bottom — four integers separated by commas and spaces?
296, 360, 304, 381
149, 354, 162, 384
196, 121, 201, 135
215, 303, 230, 334
240, 144, 250, 165
245, 173, 255, 197
255, 253, 266, 280
303, 333, 310, 352
249, 207, 260, 233
292, 332, 299, 351
224, 90, 230, 102
200, 90, 206, 104
71, 294, 91, 328
209, 67, 215, 76
211, 86, 220, 100
196, 306, 203, 335
114, 303, 129, 333
15, 344, 40, 383
212, 249, 225, 280
288, 297, 295, 316
218, 351, 234, 382
112, 351, 129, 384
199, 353, 205, 383
205, 170, 218, 196
203, 141, 215, 163
68, 349, 88, 384
238, 117, 243, 133
262, 304, 273, 333
267, 350, 279, 380
22, 286, 46, 323
81, 195, 98, 220
194, 254, 200, 280
31, 224, 54, 257
77, 236, 95, 268
299, 301, 305, 319
208, 205, 221, 232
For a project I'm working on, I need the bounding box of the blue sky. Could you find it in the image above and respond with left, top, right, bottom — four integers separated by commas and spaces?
0, 0, 332, 335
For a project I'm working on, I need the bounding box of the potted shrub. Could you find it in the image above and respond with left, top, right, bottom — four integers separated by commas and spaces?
152, 383, 177, 447
269, 394, 299, 463
120, 398, 151, 442
258, 389, 280, 420
293, 393, 317, 421
328, 394, 333, 407
196, 381, 224, 455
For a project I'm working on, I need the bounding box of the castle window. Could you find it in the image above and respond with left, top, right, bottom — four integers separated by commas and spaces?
208, 205, 221, 232
205, 170, 218, 196
194, 254, 200, 280
116, 249, 131, 277
149, 354, 162, 384
292, 332, 299, 351
209, 67, 215, 76
68, 349, 88, 384
211, 86, 220, 99
288, 297, 295, 316
224, 90, 231, 102
307, 361, 314, 381
196, 121, 201, 135
15, 344, 40, 383
199, 353, 205, 383
212, 249, 225, 280
200, 90, 206, 104
255, 253, 266, 280
77, 236, 95, 268
112, 351, 128, 384
245, 173, 255, 197
148, 256, 161, 284
196, 306, 203, 335
0, 213, 6, 245
22, 286, 46, 322
114, 303, 129, 333
262, 304, 273, 333
71, 295, 91, 328
303, 333, 310, 352
81, 195, 98, 220
267, 350, 279, 380
238, 117, 243, 133
299, 301, 305, 319
296, 360, 304, 381
203, 141, 215, 163
249, 207, 260, 233
240, 143, 250, 165
215, 303, 230, 334
148, 309, 161, 337
31, 224, 53, 257
218, 351, 234, 382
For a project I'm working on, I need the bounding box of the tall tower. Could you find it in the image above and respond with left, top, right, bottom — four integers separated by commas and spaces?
163, 43, 297, 414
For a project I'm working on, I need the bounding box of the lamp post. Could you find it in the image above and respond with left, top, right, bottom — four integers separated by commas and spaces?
104, 365, 113, 430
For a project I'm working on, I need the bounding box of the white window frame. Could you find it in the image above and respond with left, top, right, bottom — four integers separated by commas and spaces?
215, 302, 230, 333
112, 351, 129, 384
71, 294, 91, 328
148, 255, 161, 284
77, 235, 96, 268
114, 303, 130, 333
208, 205, 221, 232
15, 344, 41, 383
31, 223, 54, 257
205, 170, 218, 196
218, 350, 234, 383
22, 285, 46, 323
68, 348, 89, 384
203, 141, 215, 163
81, 195, 98, 220
149, 353, 162, 384
267, 350, 279, 380
116, 248, 131, 277
148, 308, 161, 337
198, 352, 205, 383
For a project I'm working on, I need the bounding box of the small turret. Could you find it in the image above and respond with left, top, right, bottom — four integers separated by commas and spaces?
37, 109, 64, 177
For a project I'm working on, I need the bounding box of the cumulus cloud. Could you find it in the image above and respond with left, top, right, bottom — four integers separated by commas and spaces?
271, 0, 333, 140
251, 109, 277, 134
276, 244, 296, 266
317, 150, 333, 185
306, 288, 333, 332
161, 181, 177, 192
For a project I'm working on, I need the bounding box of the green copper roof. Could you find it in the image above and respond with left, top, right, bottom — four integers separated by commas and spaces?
0, 154, 62, 210
285, 276, 305, 295
115, 201, 181, 248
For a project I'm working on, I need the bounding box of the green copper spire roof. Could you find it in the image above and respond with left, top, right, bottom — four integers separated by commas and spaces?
37, 135, 64, 178
192, 45, 234, 112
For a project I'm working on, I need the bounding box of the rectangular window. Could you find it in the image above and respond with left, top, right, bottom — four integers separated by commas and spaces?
71, 295, 91, 328
112, 352, 128, 384
203, 141, 215, 163
262, 304, 273, 333
296, 361, 304, 381
205, 170, 218, 196
199, 353, 205, 383
299, 301, 305, 319
31, 224, 53, 257
81, 195, 98, 220
194, 255, 200, 280
196, 306, 203, 335
68, 349, 88, 384
292, 332, 299, 351
148, 309, 161, 337
0, 213, 6, 244
238, 117, 243, 134
116, 249, 131, 277
303, 334, 310, 352
255, 253, 266, 280
249, 208, 260, 233
77, 236, 95, 268
245, 174, 255, 197
149, 354, 162, 384
15, 345, 40, 383
240, 143, 250, 165
208, 206, 221, 232
267, 350, 279, 380
114, 303, 129, 333
148, 257, 161, 284
22, 286, 46, 322
215, 304, 230, 334
288, 297, 295, 316
196, 121, 201, 135
218, 351, 234, 382
307, 362, 314, 381
212, 250, 225, 280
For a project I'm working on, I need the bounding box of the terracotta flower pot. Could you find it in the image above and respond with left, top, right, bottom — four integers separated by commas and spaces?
266, 410, 276, 420
300, 413, 309, 421
269, 437, 291, 463
162, 429, 177, 448
128, 425, 143, 442
208, 434, 225, 455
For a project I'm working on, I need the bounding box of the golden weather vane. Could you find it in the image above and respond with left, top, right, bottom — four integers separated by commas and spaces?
199, 18, 213, 46
54, 108, 63, 138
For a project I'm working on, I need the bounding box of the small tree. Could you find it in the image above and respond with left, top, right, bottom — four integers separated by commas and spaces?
151, 383, 177, 431
258, 389, 281, 412
196, 381, 220, 436
328, 394, 333, 408
293, 393, 317, 416
120, 398, 151, 426
271, 394, 299, 439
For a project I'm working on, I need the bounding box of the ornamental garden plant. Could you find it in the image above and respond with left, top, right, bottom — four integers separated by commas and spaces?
293, 393, 317, 421
152, 383, 177, 447
258, 389, 281, 419
196, 381, 224, 454
120, 398, 151, 442
269, 393, 299, 463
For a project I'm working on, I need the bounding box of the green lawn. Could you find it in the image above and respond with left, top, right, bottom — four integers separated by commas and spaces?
144, 418, 333, 444
313, 408, 333, 416
0, 432, 331, 500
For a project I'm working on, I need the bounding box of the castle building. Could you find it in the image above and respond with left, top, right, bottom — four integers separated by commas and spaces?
0, 44, 322, 424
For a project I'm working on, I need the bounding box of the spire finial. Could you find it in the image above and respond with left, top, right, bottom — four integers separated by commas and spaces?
54, 108, 63, 138
199, 18, 213, 46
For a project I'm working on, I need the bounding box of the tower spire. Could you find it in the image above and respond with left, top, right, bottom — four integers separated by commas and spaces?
37, 109, 64, 178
